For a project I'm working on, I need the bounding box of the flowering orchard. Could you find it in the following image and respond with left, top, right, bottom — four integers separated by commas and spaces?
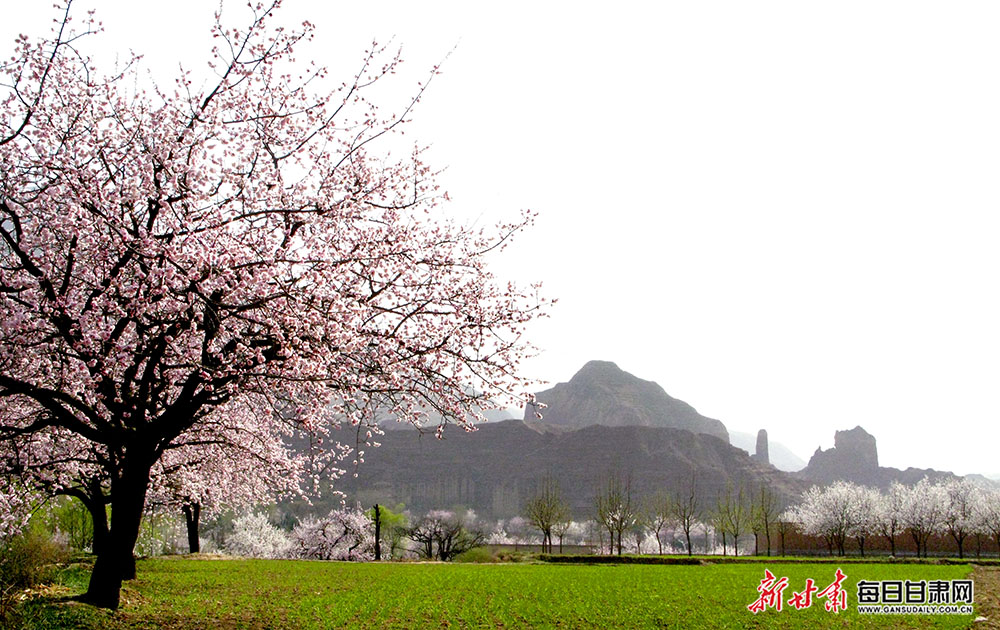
784, 478, 1000, 558
0, 0, 546, 609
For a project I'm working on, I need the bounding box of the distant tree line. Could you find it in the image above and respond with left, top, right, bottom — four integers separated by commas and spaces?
784, 477, 1000, 558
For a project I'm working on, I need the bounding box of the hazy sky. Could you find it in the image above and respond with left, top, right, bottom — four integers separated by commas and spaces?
5, 1, 1000, 475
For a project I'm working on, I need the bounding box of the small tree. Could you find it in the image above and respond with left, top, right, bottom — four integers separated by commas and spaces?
291, 506, 374, 561
645, 490, 674, 555
523, 477, 569, 553
775, 512, 796, 557
902, 478, 946, 558
976, 488, 1000, 559
367, 504, 408, 560
552, 518, 573, 553
876, 482, 906, 556
750, 483, 779, 556
718, 481, 750, 556
711, 492, 731, 556
629, 511, 648, 554
223, 513, 291, 559
672, 477, 701, 556
407, 510, 484, 561
942, 478, 980, 559
848, 486, 880, 557
594, 471, 634, 556
795, 483, 851, 556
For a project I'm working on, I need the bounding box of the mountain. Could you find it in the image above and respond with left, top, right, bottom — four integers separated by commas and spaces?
524, 361, 729, 441
334, 419, 805, 519
797, 426, 957, 489
729, 430, 807, 472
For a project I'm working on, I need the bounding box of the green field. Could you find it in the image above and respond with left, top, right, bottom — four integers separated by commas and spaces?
18, 558, 980, 629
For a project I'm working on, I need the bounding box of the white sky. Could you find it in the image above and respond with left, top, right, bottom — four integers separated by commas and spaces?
5, 1, 1000, 476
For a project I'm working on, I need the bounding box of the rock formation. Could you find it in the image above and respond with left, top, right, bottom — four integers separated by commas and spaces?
798, 425, 957, 489
752, 429, 769, 465
329, 419, 803, 520
729, 430, 807, 472
800, 426, 878, 483
524, 360, 729, 441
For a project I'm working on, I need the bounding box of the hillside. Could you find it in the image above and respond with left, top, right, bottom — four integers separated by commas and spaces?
524, 361, 729, 441
335, 419, 805, 519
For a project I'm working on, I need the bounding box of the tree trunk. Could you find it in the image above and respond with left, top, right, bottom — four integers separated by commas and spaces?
373, 504, 381, 561
85, 462, 152, 609
85, 497, 110, 557
685, 530, 693, 556
183, 502, 201, 554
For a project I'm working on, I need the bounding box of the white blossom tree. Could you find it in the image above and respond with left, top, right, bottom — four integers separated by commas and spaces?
941, 478, 981, 559
223, 512, 292, 559
290, 506, 373, 561
901, 477, 947, 558
793, 481, 873, 556
976, 487, 1000, 558
847, 485, 880, 557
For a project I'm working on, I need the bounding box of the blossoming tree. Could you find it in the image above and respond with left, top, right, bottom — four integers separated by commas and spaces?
145, 403, 306, 553
0, 0, 544, 608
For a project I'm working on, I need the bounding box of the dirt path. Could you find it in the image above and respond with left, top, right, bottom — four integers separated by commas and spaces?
973, 566, 1000, 628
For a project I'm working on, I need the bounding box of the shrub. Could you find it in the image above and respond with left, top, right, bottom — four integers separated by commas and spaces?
223, 513, 292, 559
290, 507, 374, 561
0, 529, 69, 625
453, 547, 494, 563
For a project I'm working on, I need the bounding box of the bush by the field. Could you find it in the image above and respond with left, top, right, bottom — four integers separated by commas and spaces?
0, 529, 70, 626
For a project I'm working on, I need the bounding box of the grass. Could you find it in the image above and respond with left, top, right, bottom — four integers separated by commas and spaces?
16, 556, 980, 629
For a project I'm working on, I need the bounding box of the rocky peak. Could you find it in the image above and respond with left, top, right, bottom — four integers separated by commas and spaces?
525, 361, 729, 441
801, 425, 879, 483
570, 360, 628, 383
752, 429, 770, 465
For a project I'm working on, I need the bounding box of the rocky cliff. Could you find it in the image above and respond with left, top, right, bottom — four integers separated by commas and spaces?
333, 419, 804, 519
798, 426, 956, 488
524, 361, 729, 441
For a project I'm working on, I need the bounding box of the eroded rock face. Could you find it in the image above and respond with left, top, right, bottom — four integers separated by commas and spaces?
801, 426, 879, 483
752, 429, 770, 465
334, 419, 802, 519
796, 426, 963, 488
523, 360, 729, 441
